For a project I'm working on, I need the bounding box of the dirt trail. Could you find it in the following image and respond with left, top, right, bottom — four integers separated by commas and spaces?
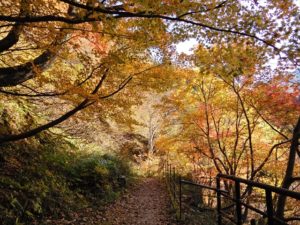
43, 178, 175, 225
103, 178, 176, 225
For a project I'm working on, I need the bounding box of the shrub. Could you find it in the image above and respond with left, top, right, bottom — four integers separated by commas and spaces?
0, 134, 131, 224
68, 153, 131, 198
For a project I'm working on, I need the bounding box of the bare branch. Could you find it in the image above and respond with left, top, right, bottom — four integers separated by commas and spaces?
250, 102, 289, 140
178, 0, 228, 18
252, 139, 292, 178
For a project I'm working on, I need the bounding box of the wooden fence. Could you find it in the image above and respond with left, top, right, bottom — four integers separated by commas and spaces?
163, 162, 300, 225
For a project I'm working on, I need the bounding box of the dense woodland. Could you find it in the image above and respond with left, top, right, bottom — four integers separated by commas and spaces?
0, 0, 299, 224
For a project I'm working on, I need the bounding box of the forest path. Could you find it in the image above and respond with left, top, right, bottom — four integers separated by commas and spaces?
102, 177, 176, 225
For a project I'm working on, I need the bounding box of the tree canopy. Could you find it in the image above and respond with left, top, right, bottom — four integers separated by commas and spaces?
1, 0, 299, 143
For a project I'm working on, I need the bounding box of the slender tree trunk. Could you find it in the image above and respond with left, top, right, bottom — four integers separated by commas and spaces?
275, 117, 300, 221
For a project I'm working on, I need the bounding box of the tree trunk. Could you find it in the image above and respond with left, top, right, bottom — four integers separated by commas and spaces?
275, 117, 300, 221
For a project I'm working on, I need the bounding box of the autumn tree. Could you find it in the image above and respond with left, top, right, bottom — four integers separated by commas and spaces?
0, 0, 299, 143
251, 76, 300, 221
157, 41, 299, 220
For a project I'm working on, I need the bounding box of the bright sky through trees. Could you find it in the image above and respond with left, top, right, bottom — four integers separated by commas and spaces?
176, 38, 198, 55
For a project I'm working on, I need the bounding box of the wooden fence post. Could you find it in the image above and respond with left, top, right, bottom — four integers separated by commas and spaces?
216, 175, 222, 225
173, 167, 176, 199
265, 189, 274, 225
235, 180, 242, 225
179, 175, 182, 220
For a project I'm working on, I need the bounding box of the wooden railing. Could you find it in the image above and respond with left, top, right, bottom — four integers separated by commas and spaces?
163, 162, 300, 225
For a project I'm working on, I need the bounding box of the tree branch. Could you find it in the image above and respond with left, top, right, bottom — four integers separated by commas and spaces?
0, 0, 29, 53
0, 0, 279, 50
0, 64, 104, 97
177, 0, 228, 18
252, 139, 292, 178
0, 28, 73, 87
250, 102, 289, 140
0, 68, 108, 144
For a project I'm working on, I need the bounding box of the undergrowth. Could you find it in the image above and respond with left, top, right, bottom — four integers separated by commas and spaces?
0, 132, 131, 225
